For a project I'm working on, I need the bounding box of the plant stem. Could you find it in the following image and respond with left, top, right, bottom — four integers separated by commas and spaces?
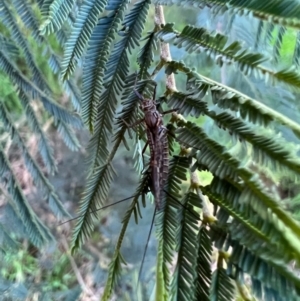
154, 5, 214, 220
154, 5, 176, 91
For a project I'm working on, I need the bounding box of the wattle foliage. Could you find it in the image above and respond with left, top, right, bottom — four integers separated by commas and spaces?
2, 0, 300, 300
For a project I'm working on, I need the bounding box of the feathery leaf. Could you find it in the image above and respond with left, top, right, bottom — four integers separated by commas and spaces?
39, 0, 77, 35
0, 102, 69, 218
81, 0, 129, 131
61, 0, 108, 80
0, 145, 50, 247
154, 0, 300, 29
71, 163, 115, 252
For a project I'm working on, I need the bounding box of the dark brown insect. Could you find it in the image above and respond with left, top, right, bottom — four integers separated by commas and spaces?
124, 79, 169, 209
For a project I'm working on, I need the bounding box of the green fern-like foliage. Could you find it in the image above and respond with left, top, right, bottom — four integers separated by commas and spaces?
0, 0, 81, 249
40, 0, 300, 300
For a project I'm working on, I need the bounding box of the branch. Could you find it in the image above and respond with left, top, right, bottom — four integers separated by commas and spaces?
60, 234, 97, 300
154, 6, 214, 220
154, 6, 176, 91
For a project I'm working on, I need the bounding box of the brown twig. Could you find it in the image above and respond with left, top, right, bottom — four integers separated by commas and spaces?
154, 5, 214, 219
60, 235, 97, 300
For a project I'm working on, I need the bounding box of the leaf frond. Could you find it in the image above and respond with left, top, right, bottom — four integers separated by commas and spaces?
39, 0, 77, 35
0, 145, 50, 247
101, 251, 126, 301
56, 120, 80, 151
206, 178, 296, 262
137, 29, 158, 77
210, 254, 235, 301
293, 32, 300, 69
0, 0, 50, 90
166, 62, 300, 137
0, 102, 69, 218
0, 34, 19, 57
213, 224, 300, 300
61, 0, 108, 80
155, 156, 189, 294
48, 53, 81, 112
0, 51, 82, 128
208, 111, 300, 176
154, 0, 300, 29
272, 26, 286, 64
169, 91, 300, 177
102, 170, 151, 300
170, 191, 202, 301
0, 217, 19, 251
159, 24, 300, 93
158, 23, 267, 70
81, 0, 128, 130
195, 225, 212, 301
84, 0, 151, 171
71, 163, 115, 253
111, 75, 155, 152
11, 0, 44, 44
176, 121, 300, 263
63, 78, 81, 112
18, 91, 56, 174
40, 95, 83, 129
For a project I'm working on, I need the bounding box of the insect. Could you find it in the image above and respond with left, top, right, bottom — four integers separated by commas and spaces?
58, 77, 196, 299
125, 77, 192, 209
123, 76, 170, 209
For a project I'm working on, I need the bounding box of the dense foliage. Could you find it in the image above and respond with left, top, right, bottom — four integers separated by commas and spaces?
1, 0, 300, 300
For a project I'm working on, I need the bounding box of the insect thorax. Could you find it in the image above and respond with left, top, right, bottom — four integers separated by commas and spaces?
141, 99, 156, 111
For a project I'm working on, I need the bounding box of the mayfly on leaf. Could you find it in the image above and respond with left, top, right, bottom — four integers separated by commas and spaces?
122, 74, 170, 210
121, 75, 194, 209
59, 75, 203, 300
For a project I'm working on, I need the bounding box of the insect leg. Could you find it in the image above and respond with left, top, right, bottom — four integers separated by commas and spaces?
122, 118, 144, 128
134, 89, 144, 101
132, 72, 145, 101
161, 108, 179, 115
137, 206, 156, 284
152, 81, 157, 100
58, 195, 137, 226
163, 189, 202, 221
141, 141, 149, 173
158, 125, 168, 139
161, 93, 194, 115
